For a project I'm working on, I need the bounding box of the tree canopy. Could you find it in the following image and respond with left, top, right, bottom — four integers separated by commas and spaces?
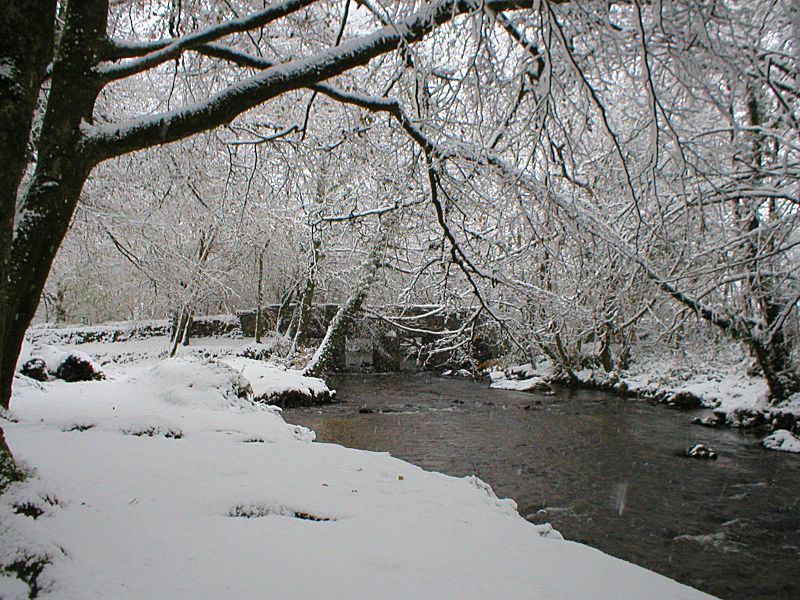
1, 0, 798, 423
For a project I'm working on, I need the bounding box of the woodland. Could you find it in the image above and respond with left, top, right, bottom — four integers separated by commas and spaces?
1, 0, 799, 483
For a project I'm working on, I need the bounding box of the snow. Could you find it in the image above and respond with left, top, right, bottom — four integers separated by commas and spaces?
441, 369, 471, 378
489, 376, 550, 392
487, 369, 506, 382
498, 346, 789, 425
0, 575, 28, 600
1, 334, 717, 599
134, 357, 254, 410
27, 345, 101, 377
0, 58, 17, 80
772, 392, 800, 415
507, 363, 539, 379
27, 320, 172, 345
486, 364, 552, 393
610, 350, 769, 413
762, 429, 800, 453
219, 356, 331, 402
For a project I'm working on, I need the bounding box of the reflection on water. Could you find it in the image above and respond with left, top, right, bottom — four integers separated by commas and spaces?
285, 373, 800, 600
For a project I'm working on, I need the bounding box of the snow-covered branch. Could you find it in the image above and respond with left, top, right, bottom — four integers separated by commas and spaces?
99, 0, 318, 68
84, 0, 538, 162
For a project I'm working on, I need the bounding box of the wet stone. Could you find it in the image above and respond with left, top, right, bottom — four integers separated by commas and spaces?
685, 444, 718, 460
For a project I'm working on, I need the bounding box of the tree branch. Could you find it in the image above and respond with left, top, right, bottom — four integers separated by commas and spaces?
99, 0, 318, 71
83, 0, 539, 162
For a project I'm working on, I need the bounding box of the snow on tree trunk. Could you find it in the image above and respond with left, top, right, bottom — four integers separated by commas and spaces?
303, 220, 391, 378
0, 425, 26, 495
169, 307, 193, 357
294, 236, 321, 349
255, 249, 265, 343
1, 0, 104, 486
0, 0, 58, 413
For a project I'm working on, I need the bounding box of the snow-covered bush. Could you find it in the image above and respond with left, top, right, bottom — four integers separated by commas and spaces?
135, 357, 254, 410
220, 357, 334, 408
237, 336, 292, 362
18, 345, 104, 383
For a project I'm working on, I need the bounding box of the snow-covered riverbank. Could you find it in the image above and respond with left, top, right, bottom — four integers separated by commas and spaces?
1, 336, 716, 598
488, 346, 800, 453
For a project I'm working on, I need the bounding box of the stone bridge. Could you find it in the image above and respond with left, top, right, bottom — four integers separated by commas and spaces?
237, 304, 500, 372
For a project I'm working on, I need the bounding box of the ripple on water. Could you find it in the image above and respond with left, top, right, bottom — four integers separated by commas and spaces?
286, 373, 800, 600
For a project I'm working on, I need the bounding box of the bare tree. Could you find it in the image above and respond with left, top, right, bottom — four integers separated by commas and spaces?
1, 0, 552, 485
2, 0, 798, 489
303, 213, 394, 377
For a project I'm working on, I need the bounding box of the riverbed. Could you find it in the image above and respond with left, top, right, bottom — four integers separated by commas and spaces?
285, 373, 800, 600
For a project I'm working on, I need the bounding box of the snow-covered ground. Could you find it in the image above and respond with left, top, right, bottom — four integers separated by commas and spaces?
1, 334, 717, 598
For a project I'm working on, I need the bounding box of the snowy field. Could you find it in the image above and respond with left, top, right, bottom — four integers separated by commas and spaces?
0, 334, 718, 599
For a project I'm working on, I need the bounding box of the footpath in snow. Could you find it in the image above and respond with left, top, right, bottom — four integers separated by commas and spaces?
0, 334, 717, 599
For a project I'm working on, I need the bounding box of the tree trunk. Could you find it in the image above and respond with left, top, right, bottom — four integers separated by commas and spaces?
255, 251, 265, 343
302, 297, 356, 378
598, 323, 614, 373
169, 307, 192, 357
303, 222, 390, 377
739, 90, 800, 402
750, 317, 800, 403
181, 313, 193, 346
0, 425, 26, 494
54, 284, 68, 323
294, 256, 318, 347
275, 287, 296, 336
0, 1, 58, 412
0, 1, 106, 412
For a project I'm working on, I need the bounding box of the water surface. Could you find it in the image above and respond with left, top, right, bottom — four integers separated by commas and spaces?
285, 373, 800, 600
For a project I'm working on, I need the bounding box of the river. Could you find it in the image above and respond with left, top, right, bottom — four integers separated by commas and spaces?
284, 373, 800, 600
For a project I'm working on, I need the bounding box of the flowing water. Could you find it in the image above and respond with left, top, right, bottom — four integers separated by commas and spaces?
284, 373, 800, 600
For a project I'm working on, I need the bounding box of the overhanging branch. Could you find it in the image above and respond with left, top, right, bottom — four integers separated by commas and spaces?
83, 0, 542, 163
99, 0, 318, 69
